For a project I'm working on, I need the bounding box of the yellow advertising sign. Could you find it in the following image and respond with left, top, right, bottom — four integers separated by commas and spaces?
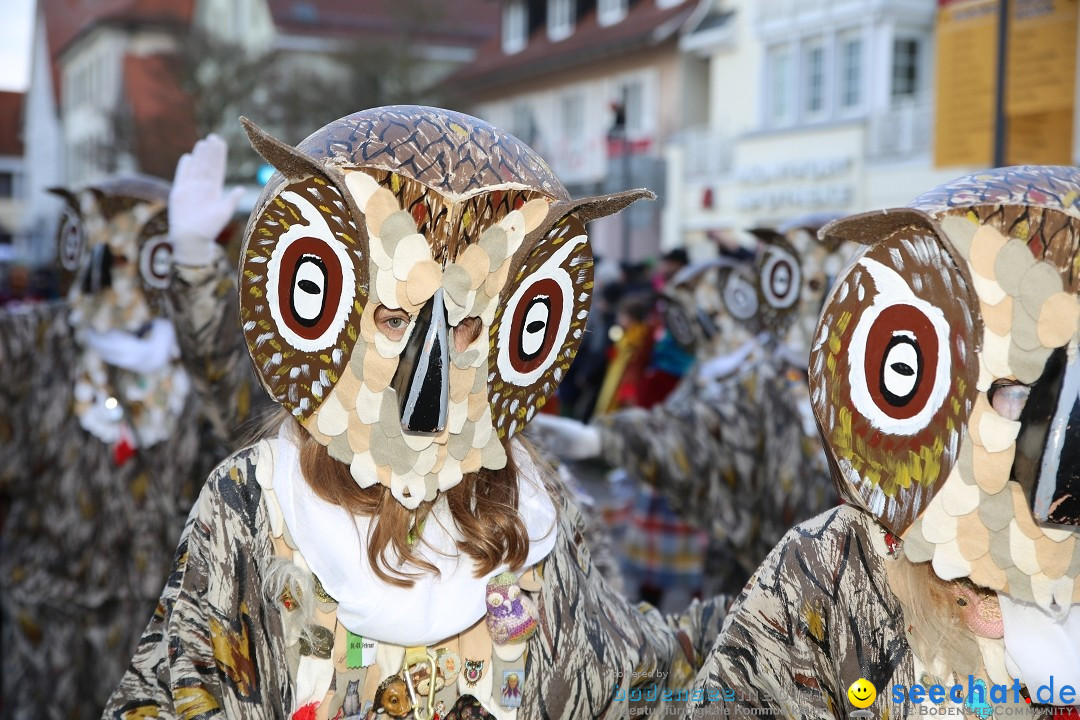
1005, 0, 1077, 164
934, 0, 999, 168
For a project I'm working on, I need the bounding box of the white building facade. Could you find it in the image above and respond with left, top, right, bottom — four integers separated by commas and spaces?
665, 0, 988, 252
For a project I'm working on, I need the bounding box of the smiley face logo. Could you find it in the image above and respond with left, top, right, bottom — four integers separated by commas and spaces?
847, 678, 877, 708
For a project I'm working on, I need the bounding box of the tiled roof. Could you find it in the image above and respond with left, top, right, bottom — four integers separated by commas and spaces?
122, 53, 197, 179
446, 0, 696, 92
0, 91, 24, 156
266, 0, 497, 44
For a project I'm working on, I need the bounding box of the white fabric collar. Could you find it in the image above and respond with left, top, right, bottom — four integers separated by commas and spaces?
999, 595, 1080, 706
271, 426, 558, 646
82, 318, 179, 373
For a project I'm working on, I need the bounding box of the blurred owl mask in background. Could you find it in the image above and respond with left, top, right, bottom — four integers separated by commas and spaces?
51, 176, 173, 335
239, 106, 650, 509
810, 166, 1080, 612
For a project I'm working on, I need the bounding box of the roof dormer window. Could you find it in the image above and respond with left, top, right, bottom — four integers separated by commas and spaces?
502, 0, 527, 54
598, 0, 627, 26
548, 0, 574, 42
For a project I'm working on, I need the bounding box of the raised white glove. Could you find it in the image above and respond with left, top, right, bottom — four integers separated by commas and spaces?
528, 413, 602, 461
169, 134, 244, 266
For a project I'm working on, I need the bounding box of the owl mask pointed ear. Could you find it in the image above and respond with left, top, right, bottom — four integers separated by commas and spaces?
809, 211, 983, 535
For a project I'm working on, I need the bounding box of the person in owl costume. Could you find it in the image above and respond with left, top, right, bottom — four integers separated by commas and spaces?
532, 223, 848, 598
103, 106, 728, 720
0, 137, 254, 720
683, 166, 1080, 718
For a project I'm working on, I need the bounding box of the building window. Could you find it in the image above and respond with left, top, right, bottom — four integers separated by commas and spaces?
892, 37, 924, 103
839, 34, 863, 110
511, 102, 538, 146
598, 0, 628, 26
616, 79, 644, 134
766, 45, 795, 126
548, 0, 574, 41
561, 92, 585, 140
803, 40, 826, 117
0, 172, 13, 199
502, 0, 527, 54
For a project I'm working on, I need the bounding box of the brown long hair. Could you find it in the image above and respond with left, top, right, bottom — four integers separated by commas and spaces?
254, 407, 545, 587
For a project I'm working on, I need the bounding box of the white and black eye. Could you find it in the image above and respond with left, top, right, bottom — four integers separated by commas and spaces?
880, 334, 921, 406
139, 236, 173, 289
847, 259, 952, 436
290, 254, 328, 326
723, 274, 759, 320
266, 190, 356, 354
520, 296, 552, 359
58, 211, 84, 272
761, 247, 801, 309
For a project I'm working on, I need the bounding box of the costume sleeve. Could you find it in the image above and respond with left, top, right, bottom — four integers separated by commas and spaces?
528, 485, 729, 718
0, 301, 69, 490
593, 367, 761, 539
170, 251, 260, 450
682, 506, 913, 720
104, 449, 287, 719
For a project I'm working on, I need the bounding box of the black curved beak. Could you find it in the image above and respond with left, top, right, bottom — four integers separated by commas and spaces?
81, 243, 114, 295
391, 289, 449, 434
1011, 346, 1080, 526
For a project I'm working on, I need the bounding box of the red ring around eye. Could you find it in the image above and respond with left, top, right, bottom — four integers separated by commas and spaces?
864, 303, 939, 420
277, 236, 343, 340
509, 277, 563, 373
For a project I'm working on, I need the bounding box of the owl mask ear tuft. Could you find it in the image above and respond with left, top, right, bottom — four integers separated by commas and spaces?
562, 188, 655, 224
819, 208, 938, 247
241, 116, 328, 182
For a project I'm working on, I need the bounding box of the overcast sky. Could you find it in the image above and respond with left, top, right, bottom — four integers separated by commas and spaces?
0, 0, 36, 92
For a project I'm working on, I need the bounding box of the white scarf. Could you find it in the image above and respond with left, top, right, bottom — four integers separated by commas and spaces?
271, 427, 558, 646
82, 318, 179, 373
999, 594, 1080, 706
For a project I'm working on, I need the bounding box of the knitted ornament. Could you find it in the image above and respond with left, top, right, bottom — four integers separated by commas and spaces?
484, 572, 538, 645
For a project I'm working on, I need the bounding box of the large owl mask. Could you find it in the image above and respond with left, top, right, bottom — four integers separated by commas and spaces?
239, 106, 650, 509
810, 166, 1080, 610
51, 175, 173, 333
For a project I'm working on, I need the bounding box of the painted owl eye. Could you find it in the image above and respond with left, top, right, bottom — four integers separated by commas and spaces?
58, 210, 84, 272
139, 236, 174, 289
499, 273, 570, 384
723, 274, 759, 320
760, 246, 801, 309
265, 190, 357, 354
847, 259, 952, 435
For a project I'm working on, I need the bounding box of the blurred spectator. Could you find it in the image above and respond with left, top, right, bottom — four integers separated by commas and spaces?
593, 290, 656, 415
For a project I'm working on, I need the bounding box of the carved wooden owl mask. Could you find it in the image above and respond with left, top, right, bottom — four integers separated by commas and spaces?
239, 106, 650, 509
810, 166, 1080, 610
50, 176, 172, 332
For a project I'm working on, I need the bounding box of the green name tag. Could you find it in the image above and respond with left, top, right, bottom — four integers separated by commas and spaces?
346, 631, 377, 668
346, 631, 364, 668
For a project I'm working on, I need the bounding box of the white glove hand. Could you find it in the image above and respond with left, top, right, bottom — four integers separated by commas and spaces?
169, 134, 244, 266
528, 414, 602, 461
